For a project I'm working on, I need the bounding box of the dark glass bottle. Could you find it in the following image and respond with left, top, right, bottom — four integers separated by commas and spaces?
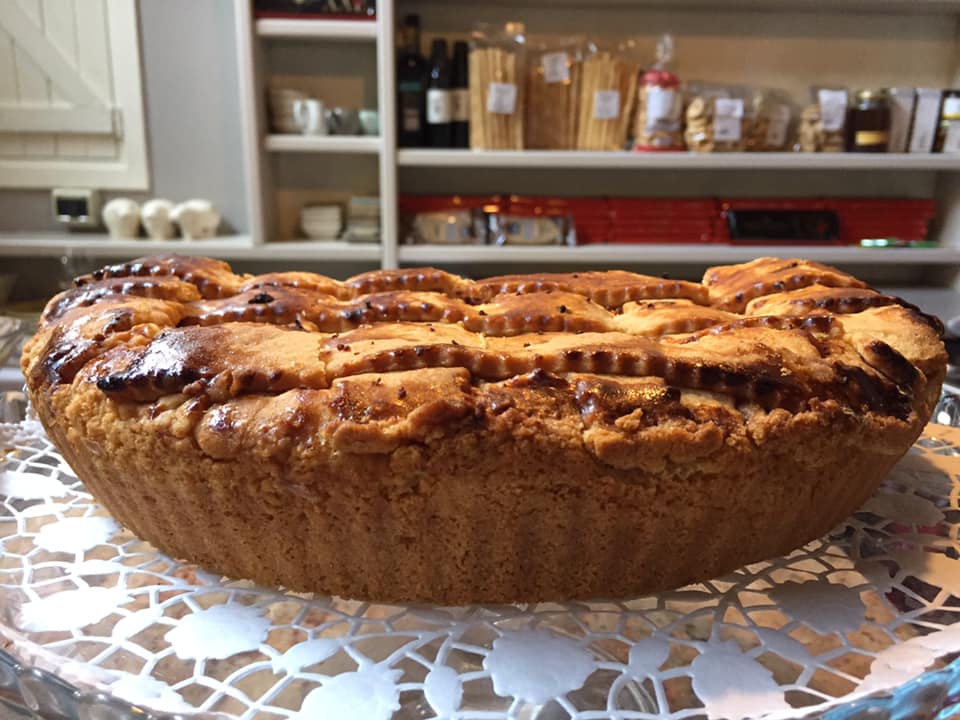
397, 14, 427, 147
426, 39, 452, 147
451, 41, 470, 148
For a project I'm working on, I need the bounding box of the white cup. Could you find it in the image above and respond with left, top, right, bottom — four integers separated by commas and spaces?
293, 99, 327, 135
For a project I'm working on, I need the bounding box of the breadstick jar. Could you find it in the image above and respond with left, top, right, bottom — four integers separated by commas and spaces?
576, 44, 640, 151
525, 38, 583, 150
468, 23, 526, 150
634, 34, 684, 151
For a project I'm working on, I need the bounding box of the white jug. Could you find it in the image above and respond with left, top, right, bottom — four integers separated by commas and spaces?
102, 198, 141, 240
171, 200, 221, 240
141, 199, 176, 240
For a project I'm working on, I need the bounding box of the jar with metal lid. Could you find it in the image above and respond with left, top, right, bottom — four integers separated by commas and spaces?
845, 89, 890, 152
935, 90, 960, 153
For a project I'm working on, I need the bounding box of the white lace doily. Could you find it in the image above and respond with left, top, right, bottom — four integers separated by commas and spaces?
1, 418, 959, 719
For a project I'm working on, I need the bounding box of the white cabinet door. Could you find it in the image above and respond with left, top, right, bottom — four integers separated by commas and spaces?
0, 0, 148, 189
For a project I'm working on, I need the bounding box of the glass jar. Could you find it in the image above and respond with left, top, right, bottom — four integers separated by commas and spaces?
935, 90, 960, 153
846, 89, 890, 152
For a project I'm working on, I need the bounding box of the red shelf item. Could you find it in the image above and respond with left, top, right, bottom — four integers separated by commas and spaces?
399, 194, 937, 247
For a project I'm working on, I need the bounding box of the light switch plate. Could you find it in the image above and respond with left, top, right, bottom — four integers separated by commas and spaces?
51, 188, 101, 228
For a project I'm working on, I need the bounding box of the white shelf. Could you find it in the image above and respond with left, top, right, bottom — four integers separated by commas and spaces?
265, 135, 382, 154
0, 234, 256, 260
434, 0, 960, 12
0, 234, 380, 262
398, 244, 960, 266
255, 18, 377, 40
262, 240, 381, 261
397, 150, 960, 171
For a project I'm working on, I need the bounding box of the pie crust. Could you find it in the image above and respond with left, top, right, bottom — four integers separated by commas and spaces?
22, 255, 946, 603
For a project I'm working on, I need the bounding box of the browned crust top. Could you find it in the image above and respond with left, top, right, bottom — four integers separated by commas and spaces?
24, 255, 946, 452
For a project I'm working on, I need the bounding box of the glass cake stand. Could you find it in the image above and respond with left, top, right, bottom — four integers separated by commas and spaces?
1, 394, 959, 719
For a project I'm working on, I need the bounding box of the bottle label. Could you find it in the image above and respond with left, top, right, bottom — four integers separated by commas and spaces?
645, 87, 677, 130
765, 104, 791, 147
943, 123, 960, 153
542, 52, 570, 84
594, 90, 621, 120
487, 82, 517, 114
402, 107, 421, 132
427, 89, 452, 123
855, 130, 889, 147
944, 96, 960, 119
818, 89, 848, 132
451, 88, 469, 122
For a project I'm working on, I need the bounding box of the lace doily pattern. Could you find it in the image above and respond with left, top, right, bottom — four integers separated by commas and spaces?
1, 418, 959, 719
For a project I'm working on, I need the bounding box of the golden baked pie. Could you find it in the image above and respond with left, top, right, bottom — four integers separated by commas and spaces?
22, 255, 946, 604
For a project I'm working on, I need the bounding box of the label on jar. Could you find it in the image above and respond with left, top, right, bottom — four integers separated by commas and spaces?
645, 86, 677, 129
487, 82, 517, 114
944, 96, 960, 120
714, 98, 744, 142
402, 107, 421, 132
855, 130, 889, 148
715, 98, 744, 118
944, 122, 960, 153
818, 89, 848, 132
427, 89, 452, 124
451, 88, 469, 122
594, 90, 621, 120
765, 104, 791, 147
542, 52, 570, 84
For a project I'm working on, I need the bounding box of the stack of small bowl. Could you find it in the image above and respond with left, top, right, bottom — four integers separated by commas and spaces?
268, 88, 307, 134
300, 204, 343, 241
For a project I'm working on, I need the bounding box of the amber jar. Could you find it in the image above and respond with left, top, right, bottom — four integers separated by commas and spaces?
846, 89, 890, 152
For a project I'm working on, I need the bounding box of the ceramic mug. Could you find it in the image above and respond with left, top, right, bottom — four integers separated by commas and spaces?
293, 99, 327, 135
359, 109, 379, 136
326, 108, 361, 136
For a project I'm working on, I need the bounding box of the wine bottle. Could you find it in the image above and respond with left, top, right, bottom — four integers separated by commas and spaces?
426, 38, 453, 147
451, 40, 469, 148
397, 14, 427, 147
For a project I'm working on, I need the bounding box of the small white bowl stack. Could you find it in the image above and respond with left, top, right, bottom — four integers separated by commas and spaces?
300, 204, 343, 241
269, 88, 307, 134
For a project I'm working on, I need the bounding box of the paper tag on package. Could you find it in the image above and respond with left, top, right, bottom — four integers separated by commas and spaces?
645, 86, 678, 130
713, 97, 744, 142
818, 89, 848, 132
594, 90, 621, 120
765, 104, 791, 147
487, 82, 518, 115
542, 52, 570, 84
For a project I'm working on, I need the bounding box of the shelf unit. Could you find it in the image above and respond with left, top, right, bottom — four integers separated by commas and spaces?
255, 18, 377, 40
265, 135, 382, 153
397, 244, 960, 266
235, 1, 396, 268
6, 0, 960, 288
230, 0, 960, 284
397, 150, 960, 171
0, 234, 381, 261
